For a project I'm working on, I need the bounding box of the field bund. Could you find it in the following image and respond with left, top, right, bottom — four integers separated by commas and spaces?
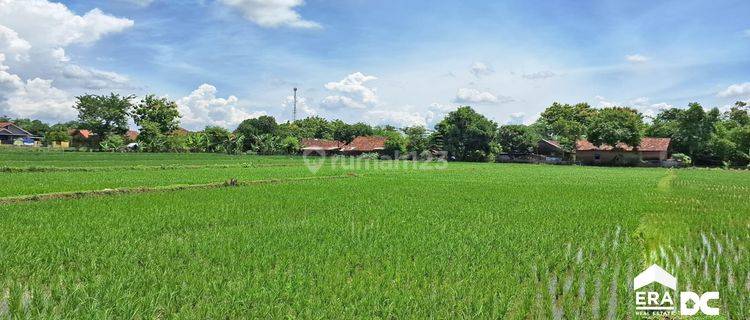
0, 152, 748, 318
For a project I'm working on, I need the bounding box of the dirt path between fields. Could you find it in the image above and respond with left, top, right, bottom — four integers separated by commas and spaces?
0, 173, 358, 205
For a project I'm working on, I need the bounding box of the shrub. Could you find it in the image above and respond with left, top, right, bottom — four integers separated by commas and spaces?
280, 136, 301, 155
672, 153, 692, 165
359, 153, 379, 160
100, 135, 125, 152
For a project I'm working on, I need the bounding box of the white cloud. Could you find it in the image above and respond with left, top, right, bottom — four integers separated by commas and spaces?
629, 97, 672, 118
522, 70, 556, 80
0, 0, 134, 123
320, 95, 366, 110
0, 1, 133, 47
321, 72, 378, 110
508, 112, 525, 125
470, 62, 493, 77
323, 72, 378, 104
177, 84, 265, 130
219, 0, 320, 29
0, 25, 31, 61
0, 54, 75, 122
717, 82, 750, 98
424, 102, 455, 127
454, 88, 512, 104
365, 110, 427, 128
595, 95, 618, 108
625, 54, 650, 63
61, 65, 131, 90
594, 95, 673, 118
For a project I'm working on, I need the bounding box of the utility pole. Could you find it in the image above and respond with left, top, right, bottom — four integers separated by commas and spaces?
293, 87, 298, 122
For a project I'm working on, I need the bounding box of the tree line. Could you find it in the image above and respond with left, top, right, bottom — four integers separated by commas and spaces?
3, 93, 748, 166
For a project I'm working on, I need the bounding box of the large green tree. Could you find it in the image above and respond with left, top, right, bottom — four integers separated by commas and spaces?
74, 93, 133, 137
203, 126, 231, 153
132, 95, 181, 134
534, 102, 596, 149
331, 120, 373, 143
498, 124, 542, 154
289, 116, 333, 139
675, 103, 720, 160
587, 107, 643, 148
235, 115, 278, 151
402, 126, 429, 154
435, 106, 499, 162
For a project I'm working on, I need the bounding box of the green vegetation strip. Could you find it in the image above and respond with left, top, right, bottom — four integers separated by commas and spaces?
0, 162, 304, 173
0, 173, 358, 205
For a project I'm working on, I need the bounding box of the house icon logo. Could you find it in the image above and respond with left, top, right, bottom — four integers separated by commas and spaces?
633, 264, 720, 316
633, 264, 677, 291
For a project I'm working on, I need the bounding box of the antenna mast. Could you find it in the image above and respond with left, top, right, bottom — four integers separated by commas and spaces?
293, 87, 298, 122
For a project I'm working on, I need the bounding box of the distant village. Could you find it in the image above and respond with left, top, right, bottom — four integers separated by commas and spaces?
2, 94, 748, 168
1, 119, 675, 167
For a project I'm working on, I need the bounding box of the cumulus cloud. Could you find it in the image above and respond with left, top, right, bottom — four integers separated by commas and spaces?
522, 70, 556, 80
0, 1, 133, 47
595, 95, 672, 119
0, 0, 134, 122
177, 84, 265, 130
321, 72, 378, 110
0, 25, 31, 61
320, 95, 366, 110
454, 88, 512, 104
625, 54, 649, 63
324, 72, 378, 104
717, 82, 750, 98
219, 0, 320, 29
470, 62, 493, 77
0, 54, 75, 122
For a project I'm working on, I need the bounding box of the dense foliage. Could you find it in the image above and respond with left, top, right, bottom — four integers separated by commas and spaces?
435, 106, 500, 162
498, 124, 541, 154
5, 88, 750, 166
586, 107, 644, 148
132, 95, 181, 134
73, 93, 133, 138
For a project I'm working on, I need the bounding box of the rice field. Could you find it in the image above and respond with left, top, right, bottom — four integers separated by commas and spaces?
0, 151, 748, 318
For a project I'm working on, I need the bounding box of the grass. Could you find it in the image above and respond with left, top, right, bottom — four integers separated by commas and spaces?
0, 151, 748, 318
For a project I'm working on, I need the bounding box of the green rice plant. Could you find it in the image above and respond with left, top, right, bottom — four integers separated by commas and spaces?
0, 150, 747, 318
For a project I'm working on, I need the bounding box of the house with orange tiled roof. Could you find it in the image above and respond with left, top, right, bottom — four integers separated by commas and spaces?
575, 137, 671, 165
69, 129, 100, 149
340, 136, 388, 156
301, 139, 344, 156
125, 130, 139, 142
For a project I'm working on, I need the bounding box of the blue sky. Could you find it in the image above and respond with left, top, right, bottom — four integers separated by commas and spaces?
1, 0, 749, 129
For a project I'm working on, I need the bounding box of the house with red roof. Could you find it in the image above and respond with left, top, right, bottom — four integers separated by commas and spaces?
0, 122, 41, 146
340, 136, 388, 156
575, 137, 671, 165
125, 130, 139, 142
301, 139, 344, 156
69, 129, 100, 149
